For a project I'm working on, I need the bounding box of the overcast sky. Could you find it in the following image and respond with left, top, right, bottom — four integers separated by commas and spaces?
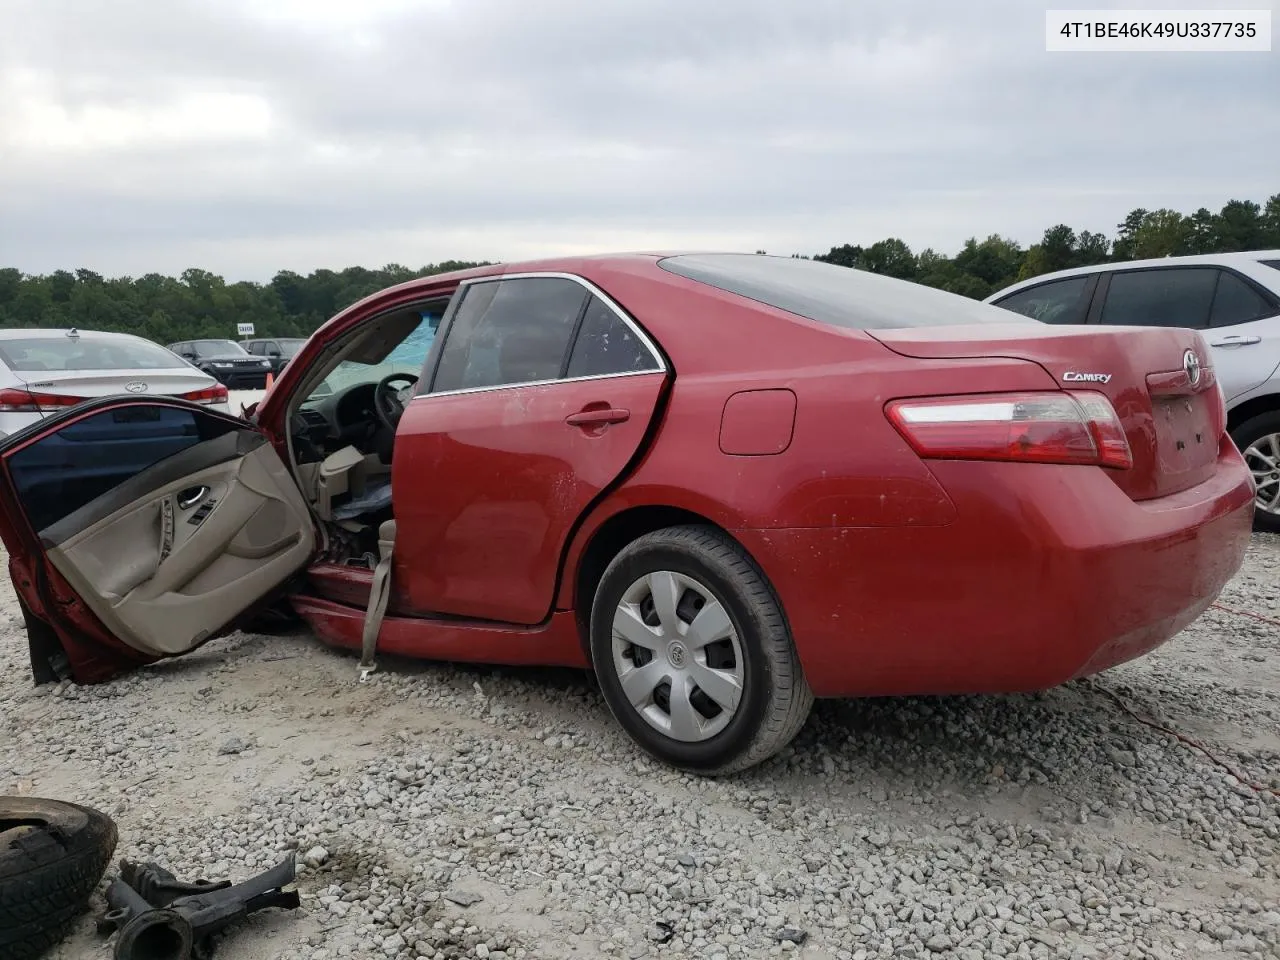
1, 0, 1276, 281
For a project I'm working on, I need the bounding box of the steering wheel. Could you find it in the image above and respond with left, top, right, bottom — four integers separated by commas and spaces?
373, 372, 419, 430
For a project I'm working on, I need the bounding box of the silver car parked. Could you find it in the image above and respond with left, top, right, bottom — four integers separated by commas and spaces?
0, 328, 232, 438
987, 251, 1280, 532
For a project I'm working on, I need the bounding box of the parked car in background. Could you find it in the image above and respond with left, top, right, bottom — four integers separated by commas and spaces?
167, 339, 273, 389
242, 337, 307, 376
1, 254, 1255, 774
986, 251, 1280, 531
0, 328, 229, 437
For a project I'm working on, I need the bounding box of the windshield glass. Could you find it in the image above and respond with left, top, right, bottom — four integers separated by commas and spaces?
303, 310, 443, 404
0, 336, 188, 372
192, 340, 247, 357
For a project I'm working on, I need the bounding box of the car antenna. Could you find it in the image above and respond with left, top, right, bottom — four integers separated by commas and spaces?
66, 327, 80, 339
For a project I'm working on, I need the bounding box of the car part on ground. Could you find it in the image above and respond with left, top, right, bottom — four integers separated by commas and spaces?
1231, 409, 1280, 532
0, 796, 119, 960
98, 855, 300, 960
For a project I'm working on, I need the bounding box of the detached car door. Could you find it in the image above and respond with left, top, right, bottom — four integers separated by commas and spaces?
0, 398, 315, 673
393, 274, 669, 624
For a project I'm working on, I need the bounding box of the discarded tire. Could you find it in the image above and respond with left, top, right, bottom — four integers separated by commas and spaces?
0, 797, 118, 960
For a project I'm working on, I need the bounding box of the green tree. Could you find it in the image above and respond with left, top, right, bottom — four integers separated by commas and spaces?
1215, 199, 1265, 251
814, 244, 864, 269
1264, 193, 1280, 246
954, 235, 1024, 289
861, 238, 917, 280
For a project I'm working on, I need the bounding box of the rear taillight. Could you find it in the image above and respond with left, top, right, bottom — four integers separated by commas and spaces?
886, 390, 1133, 469
0, 388, 84, 412
179, 384, 229, 405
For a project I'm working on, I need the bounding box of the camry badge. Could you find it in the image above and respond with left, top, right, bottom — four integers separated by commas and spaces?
124, 381, 148, 393
1062, 371, 1112, 383
1183, 349, 1201, 387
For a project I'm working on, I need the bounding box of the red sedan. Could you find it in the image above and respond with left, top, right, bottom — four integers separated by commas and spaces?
0, 254, 1256, 774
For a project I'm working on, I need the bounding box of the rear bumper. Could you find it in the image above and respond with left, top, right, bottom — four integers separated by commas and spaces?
737, 438, 1256, 699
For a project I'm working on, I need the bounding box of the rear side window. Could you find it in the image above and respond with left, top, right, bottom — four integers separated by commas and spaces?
658, 254, 1025, 329
1099, 268, 1218, 329
992, 277, 1092, 324
566, 297, 661, 378
432, 277, 588, 392
0, 337, 186, 372
1210, 272, 1277, 327
5, 407, 230, 533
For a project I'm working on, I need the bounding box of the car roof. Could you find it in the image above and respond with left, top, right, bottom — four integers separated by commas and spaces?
987, 249, 1280, 300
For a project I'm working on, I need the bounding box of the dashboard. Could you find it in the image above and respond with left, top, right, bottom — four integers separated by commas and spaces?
291, 381, 386, 462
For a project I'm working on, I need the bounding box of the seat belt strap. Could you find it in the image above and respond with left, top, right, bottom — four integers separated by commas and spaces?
359, 540, 394, 682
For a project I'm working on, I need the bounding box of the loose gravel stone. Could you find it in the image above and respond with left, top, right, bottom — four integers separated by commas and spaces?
0, 534, 1277, 960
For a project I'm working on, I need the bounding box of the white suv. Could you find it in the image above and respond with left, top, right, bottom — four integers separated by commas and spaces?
986, 251, 1280, 532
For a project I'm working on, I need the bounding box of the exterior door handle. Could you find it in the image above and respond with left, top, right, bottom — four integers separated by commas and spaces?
566, 407, 630, 426
1209, 335, 1261, 347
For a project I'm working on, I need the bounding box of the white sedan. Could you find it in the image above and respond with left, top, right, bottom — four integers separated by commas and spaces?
0, 328, 232, 438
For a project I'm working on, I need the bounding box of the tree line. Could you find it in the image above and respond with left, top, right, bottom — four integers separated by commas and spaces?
1, 193, 1277, 343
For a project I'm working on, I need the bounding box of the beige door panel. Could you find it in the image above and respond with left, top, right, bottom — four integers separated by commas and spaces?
45, 440, 315, 658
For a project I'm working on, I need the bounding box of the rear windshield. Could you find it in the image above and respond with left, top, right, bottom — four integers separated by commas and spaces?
0, 336, 185, 372
658, 254, 1025, 329
279, 339, 306, 356
191, 340, 247, 357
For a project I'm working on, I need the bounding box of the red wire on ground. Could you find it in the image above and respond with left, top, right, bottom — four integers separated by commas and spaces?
1096, 600, 1280, 797
1097, 687, 1280, 798
1211, 602, 1280, 630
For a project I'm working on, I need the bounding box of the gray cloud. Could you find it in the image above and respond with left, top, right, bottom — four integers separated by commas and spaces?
1, 0, 1276, 279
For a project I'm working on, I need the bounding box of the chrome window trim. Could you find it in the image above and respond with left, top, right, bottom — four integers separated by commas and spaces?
409, 366, 665, 402
417, 271, 667, 399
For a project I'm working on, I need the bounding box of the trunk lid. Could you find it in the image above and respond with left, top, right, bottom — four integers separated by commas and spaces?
867, 323, 1224, 501
10, 368, 220, 399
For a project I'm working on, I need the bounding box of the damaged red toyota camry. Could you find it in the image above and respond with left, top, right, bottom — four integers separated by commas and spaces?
0, 254, 1256, 774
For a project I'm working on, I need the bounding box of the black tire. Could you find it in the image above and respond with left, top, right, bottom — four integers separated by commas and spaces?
589, 525, 813, 775
1230, 410, 1280, 534
0, 797, 118, 960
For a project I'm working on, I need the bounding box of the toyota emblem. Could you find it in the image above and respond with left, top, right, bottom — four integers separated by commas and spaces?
124, 381, 148, 394
1182, 350, 1201, 387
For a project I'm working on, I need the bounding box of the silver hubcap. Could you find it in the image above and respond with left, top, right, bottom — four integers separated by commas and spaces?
1243, 432, 1280, 516
611, 571, 745, 743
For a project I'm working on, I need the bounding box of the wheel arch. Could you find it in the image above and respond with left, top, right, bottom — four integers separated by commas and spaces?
568, 504, 757, 664
1227, 391, 1280, 435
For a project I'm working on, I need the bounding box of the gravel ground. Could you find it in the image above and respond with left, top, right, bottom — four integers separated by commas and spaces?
2, 534, 1278, 960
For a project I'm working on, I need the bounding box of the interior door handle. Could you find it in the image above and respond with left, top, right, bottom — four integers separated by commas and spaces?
177, 485, 210, 509
565, 407, 631, 426
1209, 335, 1261, 347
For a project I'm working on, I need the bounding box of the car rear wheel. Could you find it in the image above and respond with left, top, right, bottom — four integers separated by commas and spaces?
589, 525, 813, 775
1232, 411, 1280, 533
